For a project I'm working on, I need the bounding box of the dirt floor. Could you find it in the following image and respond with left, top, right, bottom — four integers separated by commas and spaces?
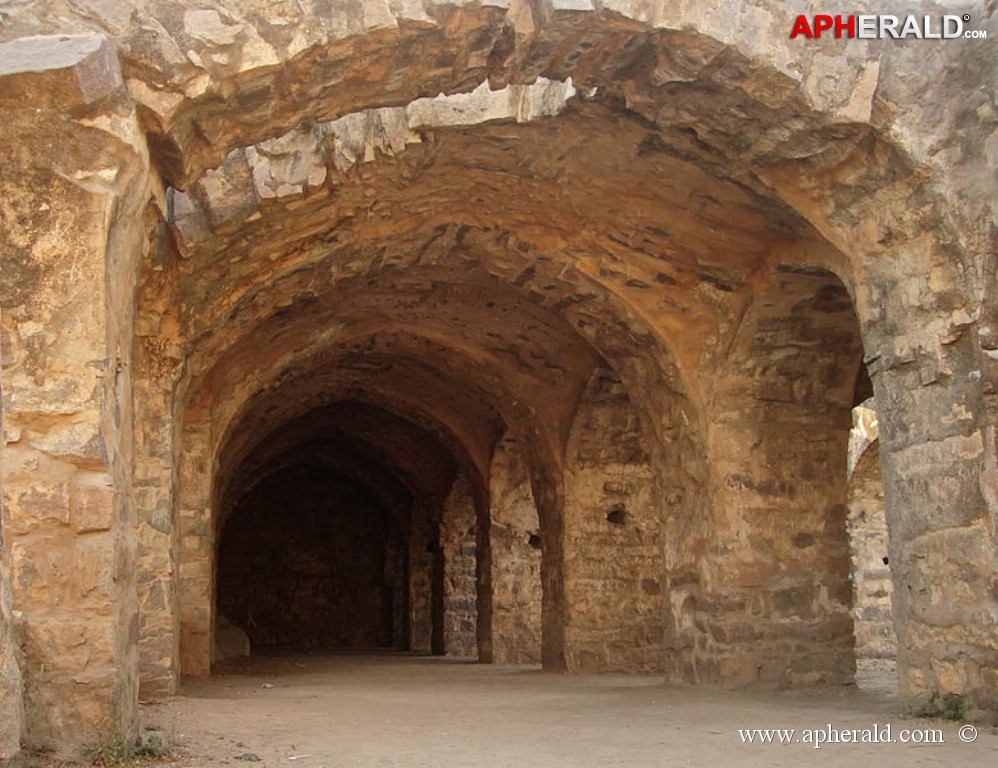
13, 652, 998, 767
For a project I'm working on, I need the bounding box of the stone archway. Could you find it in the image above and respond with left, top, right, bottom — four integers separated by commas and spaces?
847, 406, 898, 691
1, 1, 994, 752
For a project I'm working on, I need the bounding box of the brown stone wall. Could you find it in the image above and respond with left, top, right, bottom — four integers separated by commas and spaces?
134, 223, 185, 698
217, 465, 398, 649
0, 0, 994, 735
177, 421, 213, 678
408, 495, 439, 654
0, 554, 24, 759
701, 268, 861, 688
441, 475, 477, 658
490, 434, 541, 665
847, 440, 896, 660
563, 369, 663, 672
873, 354, 995, 711
0, 322, 24, 760
0, 34, 147, 748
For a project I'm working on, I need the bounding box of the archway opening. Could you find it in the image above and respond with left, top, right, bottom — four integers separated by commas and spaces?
213, 399, 466, 661
217, 463, 401, 651
847, 400, 898, 694
122, 4, 954, 701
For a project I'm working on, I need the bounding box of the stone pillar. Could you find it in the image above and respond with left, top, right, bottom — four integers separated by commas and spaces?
1, 306, 25, 760
849, 223, 996, 714
703, 269, 861, 688
563, 369, 663, 672
489, 434, 542, 664
177, 421, 213, 678
847, 420, 897, 661
0, 34, 144, 748
441, 475, 478, 657
474, 483, 494, 664
133, 223, 184, 696
408, 495, 437, 653
872, 334, 997, 714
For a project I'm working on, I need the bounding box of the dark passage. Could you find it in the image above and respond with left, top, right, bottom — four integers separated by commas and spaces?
217, 463, 402, 650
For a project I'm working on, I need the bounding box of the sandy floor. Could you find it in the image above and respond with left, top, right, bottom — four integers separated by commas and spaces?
120, 652, 997, 768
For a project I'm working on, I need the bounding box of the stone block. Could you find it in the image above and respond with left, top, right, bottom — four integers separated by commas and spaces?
29, 421, 106, 465
197, 149, 260, 229
23, 617, 117, 697
71, 477, 115, 532
4, 481, 71, 532
75, 536, 116, 602
0, 35, 122, 109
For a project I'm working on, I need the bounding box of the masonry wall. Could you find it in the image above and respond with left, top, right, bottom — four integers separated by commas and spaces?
0, 34, 147, 749
0, 553, 23, 758
441, 475, 478, 658
408, 495, 441, 654
0, 322, 24, 759
489, 435, 542, 665
847, 442, 895, 660
217, 466, 398, 649
701, 270, 861, 688
0, 0, 994, 748
563, 370, 663, 672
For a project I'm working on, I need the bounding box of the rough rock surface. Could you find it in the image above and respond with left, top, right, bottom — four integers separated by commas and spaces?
0, 556, 24, 759
0, 0, 995, 752
848, 437, 896, 661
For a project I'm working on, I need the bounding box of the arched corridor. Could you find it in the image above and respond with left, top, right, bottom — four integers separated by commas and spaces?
0, 1, 994, 755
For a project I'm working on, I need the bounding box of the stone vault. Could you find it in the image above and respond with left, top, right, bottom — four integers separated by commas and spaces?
0, 0, 995, 755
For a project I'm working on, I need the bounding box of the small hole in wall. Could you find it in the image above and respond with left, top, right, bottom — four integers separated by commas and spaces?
606, 506, 627, 526
528, 533, 542, 550
882, 556, 889, 566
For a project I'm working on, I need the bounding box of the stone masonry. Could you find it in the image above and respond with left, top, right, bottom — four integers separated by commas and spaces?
0, 0, 995, 756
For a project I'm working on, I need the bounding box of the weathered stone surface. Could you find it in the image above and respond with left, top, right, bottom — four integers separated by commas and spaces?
564, 369, 663, 672
0, 1, 996, 750
441, 474, 478, 658
0, 34, 122, 109
847, 412, 897, 662
0, 18, 146, 750
0, 556, 25, 760
171, 76, 575, 251
490, 434, 541, 665
71, 474, 117, 532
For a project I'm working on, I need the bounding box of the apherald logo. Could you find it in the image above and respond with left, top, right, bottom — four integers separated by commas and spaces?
790, 14, 987, 39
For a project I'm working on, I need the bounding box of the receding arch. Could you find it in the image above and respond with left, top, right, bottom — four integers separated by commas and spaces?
847, 404, 897, 693
2, 2, 994, 753
115, 0, 992, 715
